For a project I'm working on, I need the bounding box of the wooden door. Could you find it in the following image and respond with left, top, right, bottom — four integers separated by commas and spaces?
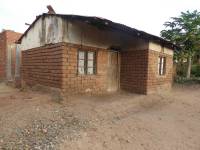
6, 45, 12, 81
107, 51, 119, 92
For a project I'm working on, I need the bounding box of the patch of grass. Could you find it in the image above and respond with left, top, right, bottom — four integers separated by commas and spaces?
30, 84, 65, 103
175, 76, 200, 84
51, 91, 64, 104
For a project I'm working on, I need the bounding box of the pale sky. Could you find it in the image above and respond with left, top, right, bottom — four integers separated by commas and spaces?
0, 0, 199, 36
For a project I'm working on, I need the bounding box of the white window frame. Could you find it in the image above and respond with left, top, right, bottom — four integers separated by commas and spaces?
78, 50, 96, 75
158, 56, 166, 76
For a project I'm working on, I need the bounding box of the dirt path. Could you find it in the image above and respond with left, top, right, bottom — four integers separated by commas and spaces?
0, 83, 200, 150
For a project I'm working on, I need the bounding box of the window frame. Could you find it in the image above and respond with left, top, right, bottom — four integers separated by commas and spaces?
158, 56, 166, 76
77, 50, 86, 75
77, 50, 97, 75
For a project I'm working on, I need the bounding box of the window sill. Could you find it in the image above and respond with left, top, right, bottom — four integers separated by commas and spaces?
77, 74, 98, 76
157, 74, 166, 78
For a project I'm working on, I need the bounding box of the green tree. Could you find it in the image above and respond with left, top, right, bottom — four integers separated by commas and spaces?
161, 10, 200, 78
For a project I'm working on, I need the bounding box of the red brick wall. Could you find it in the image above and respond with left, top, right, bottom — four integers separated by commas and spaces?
22, 42, 173, 95
146, 50, 173, 94
22, 43, 108, 94
62, 44, 108, 94
6, 31, 21, 45
22, 43, 64, 88
0, 32, 6, 80
120, 49, 149, 94
120, 49, 173, 94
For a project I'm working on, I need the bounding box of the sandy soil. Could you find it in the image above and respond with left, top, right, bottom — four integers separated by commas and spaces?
0, 83, 200, 150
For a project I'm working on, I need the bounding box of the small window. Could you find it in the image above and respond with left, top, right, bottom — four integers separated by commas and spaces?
158, 56, 166, 75
78, 50, 96, 75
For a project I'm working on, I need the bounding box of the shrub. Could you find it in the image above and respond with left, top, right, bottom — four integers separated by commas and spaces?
176, 63, 187, 77
191, 64, 200, 77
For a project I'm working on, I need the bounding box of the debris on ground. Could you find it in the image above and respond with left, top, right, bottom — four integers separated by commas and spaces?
0, 111, 89, 150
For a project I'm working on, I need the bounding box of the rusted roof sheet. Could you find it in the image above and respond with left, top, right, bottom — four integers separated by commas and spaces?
17, 13, 178, 49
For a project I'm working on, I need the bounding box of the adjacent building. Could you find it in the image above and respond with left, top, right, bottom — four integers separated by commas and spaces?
17, 13, 176, 94
0, 30, 21, 82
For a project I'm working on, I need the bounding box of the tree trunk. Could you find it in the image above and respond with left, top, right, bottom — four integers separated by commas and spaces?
186, 56, 192, 79
198, 56, 200, 64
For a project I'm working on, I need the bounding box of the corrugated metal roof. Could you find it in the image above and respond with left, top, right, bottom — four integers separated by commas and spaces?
17, 13, 178, 49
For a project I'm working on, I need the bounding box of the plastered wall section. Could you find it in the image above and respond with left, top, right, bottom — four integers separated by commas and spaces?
20, 16, 149, 51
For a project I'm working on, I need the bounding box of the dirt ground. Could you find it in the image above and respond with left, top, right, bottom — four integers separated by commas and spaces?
0, 83, 200, 150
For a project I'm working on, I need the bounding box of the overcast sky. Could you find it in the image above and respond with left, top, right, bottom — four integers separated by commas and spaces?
0, 0, 199, 36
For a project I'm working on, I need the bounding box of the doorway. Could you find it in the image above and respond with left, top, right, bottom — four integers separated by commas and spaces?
107, 50, 120, 92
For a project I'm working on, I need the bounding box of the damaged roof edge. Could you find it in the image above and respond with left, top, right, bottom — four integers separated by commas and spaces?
16, 13, 178, 49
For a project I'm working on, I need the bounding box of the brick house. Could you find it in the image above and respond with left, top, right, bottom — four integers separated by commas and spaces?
17, 13, 176, 94
0, 30, 21, 82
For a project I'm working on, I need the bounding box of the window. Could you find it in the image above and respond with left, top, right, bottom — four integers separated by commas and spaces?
78, 51, 85, 75
78, 50, 96, 75
158, 56, 166, 75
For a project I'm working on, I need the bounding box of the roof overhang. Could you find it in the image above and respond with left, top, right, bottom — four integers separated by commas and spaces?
16, 13, 179, 50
